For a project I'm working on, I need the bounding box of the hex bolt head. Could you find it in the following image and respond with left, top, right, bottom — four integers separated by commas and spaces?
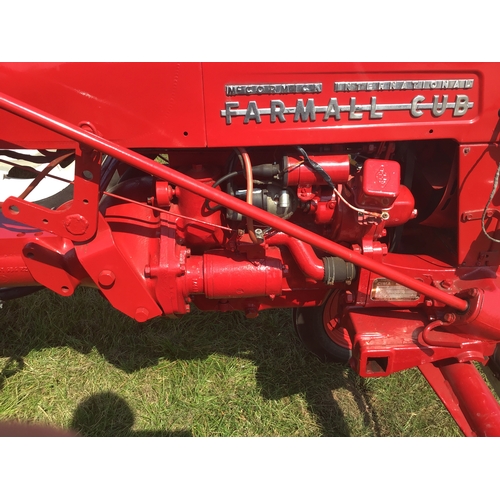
444, 313, 456, 323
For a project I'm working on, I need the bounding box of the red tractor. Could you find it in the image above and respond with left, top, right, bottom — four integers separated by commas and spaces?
0, 62, 499, 436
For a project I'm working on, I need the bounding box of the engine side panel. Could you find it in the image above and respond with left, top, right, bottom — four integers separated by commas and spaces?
0, 63, 207, 149
203, 62, 500, 146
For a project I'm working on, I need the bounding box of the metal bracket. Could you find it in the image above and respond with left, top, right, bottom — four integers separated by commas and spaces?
1, 125, 101, 242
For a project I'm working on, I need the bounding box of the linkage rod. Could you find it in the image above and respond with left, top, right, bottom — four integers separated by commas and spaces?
0, 91, 469, 312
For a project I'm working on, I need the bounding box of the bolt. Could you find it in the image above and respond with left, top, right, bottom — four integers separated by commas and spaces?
98, 270, 115, 288
144, 265, 151, 278
425, 299, 433, 307
444, 313, 456, 323
441, 279, 452, 289
328, 201, 335, 210
468, 288, 479, 298
64, 214, 89, 235
78, 121, 97, 134
254, 228, 264, 243
135, 307, 149, 322
344, 291, 354, 304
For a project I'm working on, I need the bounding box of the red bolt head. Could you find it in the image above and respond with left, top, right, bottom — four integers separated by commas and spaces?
98, 270, 116, 288
64, 214, 89, 235
135, 307, 150, 322
441, 280, 452, 289
444, 313, 456, 323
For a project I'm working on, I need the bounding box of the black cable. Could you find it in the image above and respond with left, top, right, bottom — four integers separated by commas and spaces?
205, 171, 242, 212
296, 146, 336, 190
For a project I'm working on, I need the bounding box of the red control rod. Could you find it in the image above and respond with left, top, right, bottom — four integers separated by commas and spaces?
0, 91, 469, 312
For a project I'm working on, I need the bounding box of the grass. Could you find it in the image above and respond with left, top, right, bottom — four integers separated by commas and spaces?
0, 287, 463, 436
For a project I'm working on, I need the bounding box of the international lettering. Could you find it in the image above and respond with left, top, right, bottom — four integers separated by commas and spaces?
334, 79, 474, 92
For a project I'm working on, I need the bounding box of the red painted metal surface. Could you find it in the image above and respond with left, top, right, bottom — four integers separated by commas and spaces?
0, 90, 470, 312
203, 62, 499, 146
0, 63, 206, 149
1, 62, 500, 436
438, 362, 500, 437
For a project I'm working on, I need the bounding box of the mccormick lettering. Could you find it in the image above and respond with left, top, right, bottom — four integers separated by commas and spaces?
221, 95, 473, 125
226, 83, 322, 96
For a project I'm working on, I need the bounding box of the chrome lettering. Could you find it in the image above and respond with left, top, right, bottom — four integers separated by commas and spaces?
349, 97, 363, 120
294, 99, 316, 122
323, 98, 341, 120
270, 100, 286, 123
453, 95, 469, 117
335, 78, 475, 92
220, 93, 474, 124
244, 101, 261, 124
370, 97, 383, 119
431, 95, 448, 117
223, 101, 239, 125
411, 95, 425, 117
226, 83, 323, 96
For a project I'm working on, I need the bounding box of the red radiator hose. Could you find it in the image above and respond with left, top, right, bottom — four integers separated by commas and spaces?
266, 232, 324, 281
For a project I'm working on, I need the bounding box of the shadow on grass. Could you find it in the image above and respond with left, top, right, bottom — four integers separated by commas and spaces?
70, 392, 192, 437
0, 288, 381, 436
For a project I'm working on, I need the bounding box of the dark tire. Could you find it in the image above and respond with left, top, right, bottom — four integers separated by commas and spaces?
293, 290, 352, 364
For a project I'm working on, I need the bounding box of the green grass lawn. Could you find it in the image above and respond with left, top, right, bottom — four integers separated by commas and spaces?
0, 287, 462, 436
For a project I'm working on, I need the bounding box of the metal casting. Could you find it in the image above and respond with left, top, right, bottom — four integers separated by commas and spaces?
1, 62, 500, 436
